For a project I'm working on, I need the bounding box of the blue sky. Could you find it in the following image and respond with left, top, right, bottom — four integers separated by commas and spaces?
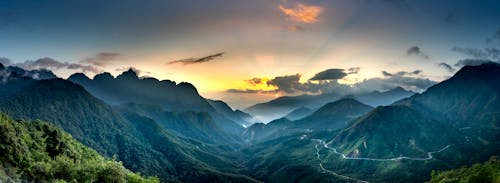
0, 0, 499, 108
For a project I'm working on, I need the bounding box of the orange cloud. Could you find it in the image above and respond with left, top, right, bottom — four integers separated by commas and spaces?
279, 3, 323, 23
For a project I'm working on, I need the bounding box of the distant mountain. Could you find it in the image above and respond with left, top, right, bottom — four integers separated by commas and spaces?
0, 73, 257, 182
0, 64, 56, 97
245, 87, 414, 122
241, 118, 293, 142
69, 70, 244, 135
330, 105, 462, 158
243, 98, 372, 143
207, 99, 258, 127
355, 87, 415, 106
68, 69, 213, 112
0, 113, 158, 183
295, 98, 373, 130
283, 106, 313, 120
245, 93, 340, 122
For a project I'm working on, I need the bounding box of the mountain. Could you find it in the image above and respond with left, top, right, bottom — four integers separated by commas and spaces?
245, 87, 414, 122
283, 106, 313, 120
242, 98, 372, 143
68, 69, 214, 112
295, 98, 373, 130
69, 70, 244, 135
330, 105, 462, 158
0, 113, 158, 183
0, 65, 56, 97
355, 87, 415, 107
118, 102, 241, 145
0, 73, 257, 182
244, 93, 341, 122
241, 118, 294, 143
396, 62, 500, 141
207, 99, 258, 127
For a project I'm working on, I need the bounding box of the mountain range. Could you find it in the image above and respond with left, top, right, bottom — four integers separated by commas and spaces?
245, 87, 414, 122
0, 62, 499, 182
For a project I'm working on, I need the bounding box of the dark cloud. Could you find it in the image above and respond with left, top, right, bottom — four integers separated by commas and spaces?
454, 59, 497, 67
381, 71, 392, 77
81, 52, 121, 67
15, 57, 101, 73
167, 52, 225, 65
347, 67, 360, 74
245, 77, 264, 86
115, 66, 152, 76
437, 62, 456, 73
452, 47, 500, 60
226, 89, 262, 94
406, 46, 429, 59
382, 70, 422, 77
266, 74, 307, 93
310, 68, 347, 81
228, 68, 435, 95
0, 57, 12, 66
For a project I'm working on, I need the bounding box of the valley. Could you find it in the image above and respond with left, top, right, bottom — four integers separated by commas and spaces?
1, 62, 499, 182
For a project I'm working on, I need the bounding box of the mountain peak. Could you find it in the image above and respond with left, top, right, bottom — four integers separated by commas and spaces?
116, 68, 139, 80
68, 73, 90, 82
452, 62, 500, 80
93, 72, 114, 81
0, 63, 4, 69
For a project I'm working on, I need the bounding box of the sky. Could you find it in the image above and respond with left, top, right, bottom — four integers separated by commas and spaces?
0, 0, 499, 109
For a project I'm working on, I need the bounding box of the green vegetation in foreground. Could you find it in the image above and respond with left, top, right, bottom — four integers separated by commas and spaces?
0, 114, 158, 183
429, 156, 500, 183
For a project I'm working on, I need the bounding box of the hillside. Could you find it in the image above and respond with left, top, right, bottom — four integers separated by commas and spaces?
429, 156, 500, 183
0, 76, 256, 182
330, 105, 462, 158
0, 113, 158, 183
295, 98, 373, 130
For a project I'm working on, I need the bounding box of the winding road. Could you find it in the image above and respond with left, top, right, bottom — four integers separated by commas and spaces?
314, 143, 370, 183
313, 139, 454, 161
311, 138, 456, 183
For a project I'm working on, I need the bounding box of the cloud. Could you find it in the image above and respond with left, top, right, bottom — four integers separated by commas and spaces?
452, 47, 500, 60
406, 46, 429, 59
283, 25, 306, 31
115, 66, 152, 76
81, 52, 121, 67
266, 74, 305, 93
437, 62, 456, 73
0, 57, 12, 66
245, 77, 265, 86
15, 57, 102, 73
279, 3, 323, 23
167, 52, 225, 65
381, 70, 422, 77
228, 68, 435, 95
454, 59, 497, 67
310, 69, 348, 81
226, 89, 262, 94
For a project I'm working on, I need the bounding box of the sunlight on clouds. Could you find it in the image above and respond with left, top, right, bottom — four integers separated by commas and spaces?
279, 3, 323, 23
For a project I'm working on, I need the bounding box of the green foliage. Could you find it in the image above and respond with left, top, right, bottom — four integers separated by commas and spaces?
429, 156, 500, 183
0, 113, 158, 183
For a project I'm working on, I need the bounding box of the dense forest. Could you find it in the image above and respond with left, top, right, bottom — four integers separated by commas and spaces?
0, 113, 158, 183
430, 156, 500, 183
